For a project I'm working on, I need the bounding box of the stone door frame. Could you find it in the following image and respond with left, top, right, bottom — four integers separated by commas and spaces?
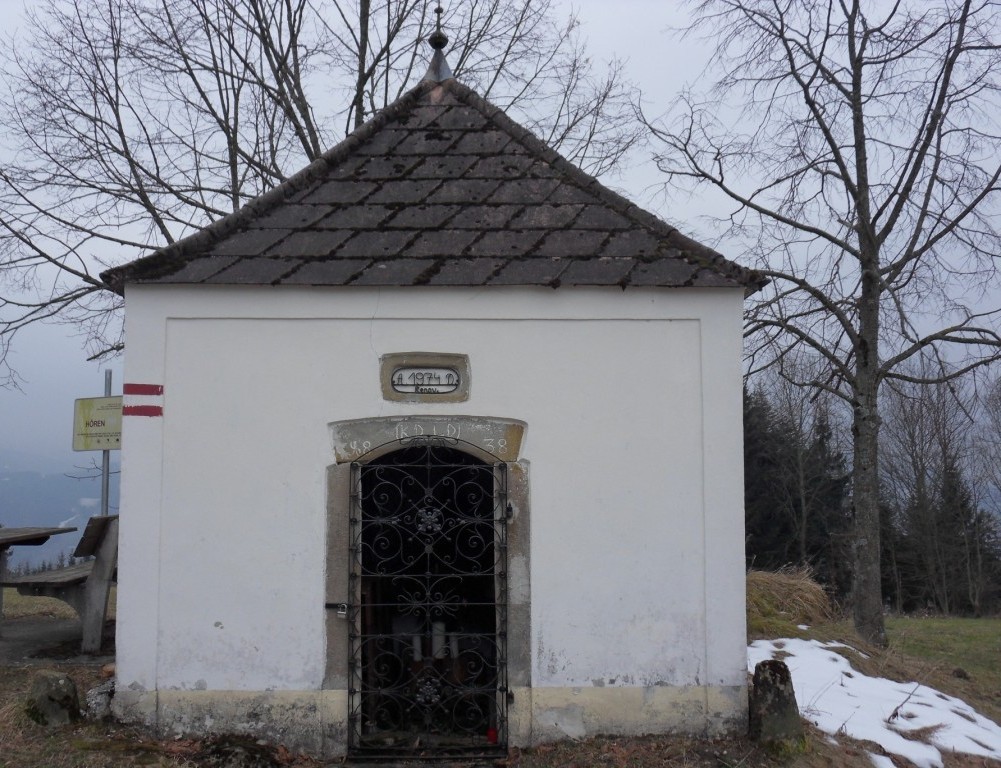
324, 415, 532, 749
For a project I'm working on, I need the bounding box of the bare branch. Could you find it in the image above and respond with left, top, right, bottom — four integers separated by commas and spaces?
0, 0, 637, 386
646, 0, 1001, 644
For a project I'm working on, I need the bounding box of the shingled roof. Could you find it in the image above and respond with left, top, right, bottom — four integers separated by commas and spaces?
102, 73, 763, 295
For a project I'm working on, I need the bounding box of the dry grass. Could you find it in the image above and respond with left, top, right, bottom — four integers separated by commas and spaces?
0, 662, 189, 768
1, 587, 116, 621
746, 567, 834, 639
3, 589, 78, 621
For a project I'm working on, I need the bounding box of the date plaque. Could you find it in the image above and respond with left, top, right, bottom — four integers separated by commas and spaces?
380, 353, 470, 403
391, 366, 461, 394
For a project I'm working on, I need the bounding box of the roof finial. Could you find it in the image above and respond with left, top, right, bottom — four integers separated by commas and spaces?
422, 4, 453, 83
429, 4, 447, 50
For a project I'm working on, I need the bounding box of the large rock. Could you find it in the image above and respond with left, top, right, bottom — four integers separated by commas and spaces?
748, 659, 803, 744
85, 679, 115, 720
25, 670, 81, 726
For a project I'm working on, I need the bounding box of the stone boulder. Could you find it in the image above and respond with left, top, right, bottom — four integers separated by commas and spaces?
24, 670, 81, 726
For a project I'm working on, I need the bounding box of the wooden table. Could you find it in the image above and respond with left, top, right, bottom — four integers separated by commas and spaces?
0, 527, 77, 632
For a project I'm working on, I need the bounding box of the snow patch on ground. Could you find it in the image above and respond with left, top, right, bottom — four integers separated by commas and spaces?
749, 638, 1001, 768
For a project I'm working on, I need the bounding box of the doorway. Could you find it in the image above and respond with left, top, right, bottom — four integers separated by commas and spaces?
347, 438, 509, 758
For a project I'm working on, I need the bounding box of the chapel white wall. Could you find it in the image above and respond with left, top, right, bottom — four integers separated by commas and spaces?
115, 285, 745, 710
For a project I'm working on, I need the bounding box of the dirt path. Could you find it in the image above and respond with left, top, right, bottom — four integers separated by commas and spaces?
0, 616, 113, 666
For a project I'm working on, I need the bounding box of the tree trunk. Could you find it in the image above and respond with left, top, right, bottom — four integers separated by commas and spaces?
848, 15, 886, 639
798, 460, 808, 566
851, 268, 887, 645
852, 378, 886, 643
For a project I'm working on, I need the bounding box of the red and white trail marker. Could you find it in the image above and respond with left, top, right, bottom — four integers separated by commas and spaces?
123, 383, 164, 417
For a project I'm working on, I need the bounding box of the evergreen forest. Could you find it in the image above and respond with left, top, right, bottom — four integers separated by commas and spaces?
745, 372, 1001, 616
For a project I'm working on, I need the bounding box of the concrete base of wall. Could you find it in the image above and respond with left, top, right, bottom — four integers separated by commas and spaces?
112, 688, 349, 757
514, 685, 747, 744
113, 684, 747, 759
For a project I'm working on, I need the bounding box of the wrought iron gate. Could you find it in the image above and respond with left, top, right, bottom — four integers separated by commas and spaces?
347, 438, 509, 758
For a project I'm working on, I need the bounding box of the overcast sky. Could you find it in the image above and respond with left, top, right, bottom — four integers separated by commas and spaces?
0, 1, 707, 473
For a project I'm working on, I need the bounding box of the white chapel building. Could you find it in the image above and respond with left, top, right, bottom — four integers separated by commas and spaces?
102, 31, 763, 760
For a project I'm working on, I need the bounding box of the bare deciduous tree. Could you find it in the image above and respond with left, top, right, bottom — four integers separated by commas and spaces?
0, 0, 639, 386
644, 1, 1001, 643
881, 364, 1001, 615
883, 364, 966, 613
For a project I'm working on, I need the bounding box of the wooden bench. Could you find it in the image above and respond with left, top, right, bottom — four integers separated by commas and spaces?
1, 515, 119, 653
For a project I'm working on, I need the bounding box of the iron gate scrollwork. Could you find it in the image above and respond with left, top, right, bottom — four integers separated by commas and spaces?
347, 438, 509, 758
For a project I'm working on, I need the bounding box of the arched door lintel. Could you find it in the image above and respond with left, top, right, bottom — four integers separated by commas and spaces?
329, 415, 526, 465
354, 436, 498, 465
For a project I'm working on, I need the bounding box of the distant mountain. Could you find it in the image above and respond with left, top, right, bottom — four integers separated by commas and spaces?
0, 455, 120, 569
0, 447, 66, 475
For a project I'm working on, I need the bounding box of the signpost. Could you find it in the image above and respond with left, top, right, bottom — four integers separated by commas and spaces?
72, 396, 122, 451
73, 371, 121, 517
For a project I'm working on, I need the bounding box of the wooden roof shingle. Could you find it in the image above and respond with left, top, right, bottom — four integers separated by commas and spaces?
102, 77, 764, 294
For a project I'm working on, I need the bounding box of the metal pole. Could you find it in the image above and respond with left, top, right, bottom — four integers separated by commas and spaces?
0, 547, 7, 627
102, 369, 111, 518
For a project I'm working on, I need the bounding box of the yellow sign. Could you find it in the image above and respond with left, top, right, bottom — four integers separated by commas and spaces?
73, 396, 123, 451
